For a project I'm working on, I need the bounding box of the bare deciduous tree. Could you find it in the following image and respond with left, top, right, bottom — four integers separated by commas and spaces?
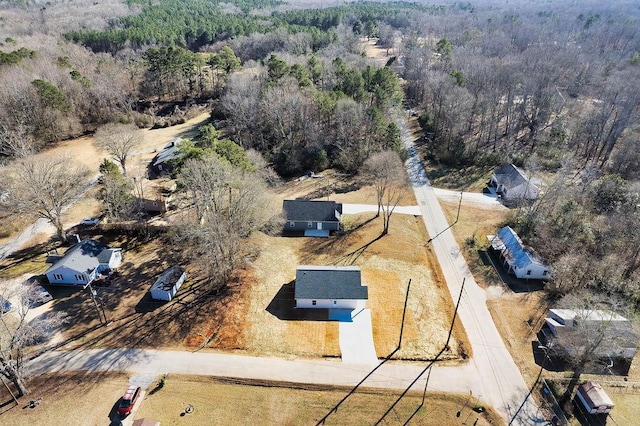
99, 171, 134, 221
94, 123, 143, 176
176, 155, 272, 289
549, 292, 638, 411
0, 123, 34, 159
360, 151, 408, 235
4, 156, 90, 240
0, 278, 66, 396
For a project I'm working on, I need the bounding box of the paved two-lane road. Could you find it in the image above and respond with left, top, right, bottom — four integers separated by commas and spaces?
398, 114, 543, 424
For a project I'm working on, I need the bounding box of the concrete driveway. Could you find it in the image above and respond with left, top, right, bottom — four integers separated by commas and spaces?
331, 306, 379, 366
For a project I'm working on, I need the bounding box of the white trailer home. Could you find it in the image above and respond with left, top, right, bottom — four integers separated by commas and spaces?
150, 266, 186, 301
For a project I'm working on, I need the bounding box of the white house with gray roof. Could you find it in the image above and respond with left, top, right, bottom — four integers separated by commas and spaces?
294, 265, 368, 309
489, 163, 540, 201
44, 239, 122, 286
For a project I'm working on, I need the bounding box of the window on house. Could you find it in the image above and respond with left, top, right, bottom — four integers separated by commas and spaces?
543, 270, 548, 276
333, 301, 337, 305
289, 221, 295, 227
312, 300, 317, 306
307, 221, 313, 228
526, 270, 532, 275
53, 274, 63, 281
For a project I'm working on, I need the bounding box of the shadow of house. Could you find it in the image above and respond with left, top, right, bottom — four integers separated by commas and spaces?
266, 281, 330, 321
282, 199, 342, 237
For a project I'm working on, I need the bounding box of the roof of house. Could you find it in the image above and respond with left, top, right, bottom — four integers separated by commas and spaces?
283, 200, 342, 222
493, 163, 538, 189
151, 265, 186, 292
488, 226, 547, 270
152, 137, 183, 167
295, 265, 368, 300
45, 239, 119, 275
549, 308, 630, 325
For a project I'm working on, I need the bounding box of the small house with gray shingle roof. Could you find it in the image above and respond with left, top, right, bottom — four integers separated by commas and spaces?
283, 200, 342, 237
489, 164, 540, 201
294, 265, 368, 309
149, 137, 184, 176
44, 239, 122, 286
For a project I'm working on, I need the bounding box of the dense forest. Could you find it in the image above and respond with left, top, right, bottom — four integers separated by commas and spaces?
1, 0, 640, 307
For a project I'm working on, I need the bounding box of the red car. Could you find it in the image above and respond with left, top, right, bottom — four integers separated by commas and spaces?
117, 386, 141, 417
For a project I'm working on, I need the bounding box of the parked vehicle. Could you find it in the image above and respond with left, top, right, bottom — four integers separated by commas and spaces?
0, 296, 12, 314
80, 217, 100, 226
117, 386, 141, 417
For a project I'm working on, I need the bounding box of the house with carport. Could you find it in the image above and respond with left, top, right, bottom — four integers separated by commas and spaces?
283, 200, 342, 237
44, 239, 122, 286
488, 163, 540, 202
487, 226, 550, 279
294, 265, 368, 309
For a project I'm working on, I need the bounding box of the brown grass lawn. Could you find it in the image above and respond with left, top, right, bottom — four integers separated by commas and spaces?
247, 209, 467, 361
0, 112, 210, 246
438, 188, 640, 419
0, 373, 503, 426
0, 177, 466, 364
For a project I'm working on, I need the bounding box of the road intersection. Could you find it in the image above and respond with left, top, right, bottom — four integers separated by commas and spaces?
20, 113, 545, 424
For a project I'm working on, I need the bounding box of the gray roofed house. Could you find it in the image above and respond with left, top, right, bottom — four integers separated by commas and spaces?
283, 200, 342, 237
295, 265, 368, 309
489, 164, 540, 202
149, 137, 184, 176
541, 308, 638, 374
44, 239, 122, 286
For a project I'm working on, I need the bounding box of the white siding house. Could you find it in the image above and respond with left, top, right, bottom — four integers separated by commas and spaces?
488, 226, 550, 279
294, 265, 368, 309
44, 239, 122, 286
489, 164, 540, 201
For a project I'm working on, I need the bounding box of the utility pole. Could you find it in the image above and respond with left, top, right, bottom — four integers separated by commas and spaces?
86, 283, 106, 326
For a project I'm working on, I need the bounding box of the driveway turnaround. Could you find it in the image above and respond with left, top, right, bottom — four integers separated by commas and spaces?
335, 308, 379, 366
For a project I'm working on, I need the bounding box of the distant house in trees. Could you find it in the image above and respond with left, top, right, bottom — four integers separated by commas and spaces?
282, 200, 342, 237
44, 239, 122, 286
541, 308, 638, 373
294, 265, 368, 309
133, 197, 168, 215
487, 226, 550, 279
488, 164, 540, 202
149, 137, 183, 176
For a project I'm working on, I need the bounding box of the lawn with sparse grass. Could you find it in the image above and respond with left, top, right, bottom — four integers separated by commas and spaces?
0, 373, 503, 426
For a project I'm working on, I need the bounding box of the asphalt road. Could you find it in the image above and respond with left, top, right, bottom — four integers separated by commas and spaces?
397, 113, 543, 425
18, 115, 542, 424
